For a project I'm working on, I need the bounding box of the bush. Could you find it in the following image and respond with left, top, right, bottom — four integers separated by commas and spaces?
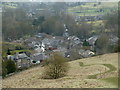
7, 48, 11, 55
42, 53, 69, 79
5, 59, 17, 74
83, 40, 90, 46
113, 44, 120, 52
15, 46, 24, 50
2, 66, 7, 78
2, 60, 7, 78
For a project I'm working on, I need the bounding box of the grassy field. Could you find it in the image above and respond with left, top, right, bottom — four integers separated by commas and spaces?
100, 77, 119, 87
1, 3, 17, 8
67, 2, 118, 17
2, 53, 118, 88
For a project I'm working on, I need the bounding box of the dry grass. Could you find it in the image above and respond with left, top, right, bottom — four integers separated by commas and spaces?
2, 53, 118, 88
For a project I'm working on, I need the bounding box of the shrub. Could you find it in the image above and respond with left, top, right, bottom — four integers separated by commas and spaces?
5, 59, 17, 74
43, 53, 69, 79
2, 66, 7, 78
7, 48, 11, 55
15, 46, 24, 50
83, 40, 90, 46
2, 60, 7, 78
113, 44, 120, 52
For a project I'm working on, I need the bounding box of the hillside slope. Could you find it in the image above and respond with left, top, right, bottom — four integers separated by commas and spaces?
2, 53, 118, 88
67, 2, 118, 17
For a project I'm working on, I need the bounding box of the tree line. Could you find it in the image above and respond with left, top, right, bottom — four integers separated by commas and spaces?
2, 4, 119, 41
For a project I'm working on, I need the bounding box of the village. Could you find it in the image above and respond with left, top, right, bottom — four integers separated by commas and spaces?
6, 23, 118, 70
1, 2, 119, 88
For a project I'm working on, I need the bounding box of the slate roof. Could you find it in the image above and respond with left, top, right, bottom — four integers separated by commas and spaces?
53, 47, 67, 57
31, 53, 47, 61
42, 37, 61, 47
68, 36, 82, 47
14, 53, 29, 60
87, 35, 99, 45
79, 49, 95, 57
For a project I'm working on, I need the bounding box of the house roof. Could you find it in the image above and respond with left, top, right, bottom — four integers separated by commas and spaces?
79, 49, 95, 57
42, 37, 60, 46
32, 53, 46, 61
87, 35, 99, 45
14, 53, 28, 60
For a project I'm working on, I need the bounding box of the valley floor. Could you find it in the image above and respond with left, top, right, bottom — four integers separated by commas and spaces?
2, 53, 119, 88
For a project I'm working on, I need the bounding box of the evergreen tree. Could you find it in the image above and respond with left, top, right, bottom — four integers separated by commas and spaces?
83, 40, 90, 46
5, 59, 16, 74
7, 48, 11, 55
